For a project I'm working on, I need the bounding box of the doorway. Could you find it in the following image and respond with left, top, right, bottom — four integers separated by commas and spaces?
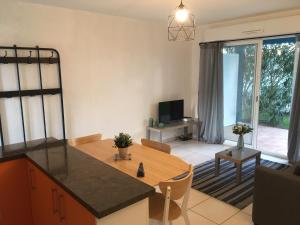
257, 37, 296, 157
222, 36, 297, 158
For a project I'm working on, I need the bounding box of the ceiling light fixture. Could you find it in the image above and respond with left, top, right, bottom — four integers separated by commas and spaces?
168, 0, 195, 41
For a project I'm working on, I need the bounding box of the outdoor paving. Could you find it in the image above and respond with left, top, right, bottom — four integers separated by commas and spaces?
224, 125, 288, 158
257, 125, 288, 157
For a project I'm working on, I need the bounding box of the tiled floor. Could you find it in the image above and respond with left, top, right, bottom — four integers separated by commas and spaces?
163, 139, 288, 225
191, 198, 240, 224
172, 188, 253, 225
170, 140, 230, 166
170, 139, 288, 166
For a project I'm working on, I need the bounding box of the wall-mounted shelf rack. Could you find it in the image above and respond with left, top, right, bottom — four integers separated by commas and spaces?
0, 45, 66, 150
0, 57, 59, 64
0, 88, 62, 98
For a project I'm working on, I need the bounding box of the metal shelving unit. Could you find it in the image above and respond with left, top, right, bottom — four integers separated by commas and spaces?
0, 45, 66, 150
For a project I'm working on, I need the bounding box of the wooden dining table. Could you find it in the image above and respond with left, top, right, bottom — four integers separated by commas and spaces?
74, 139, 190, 186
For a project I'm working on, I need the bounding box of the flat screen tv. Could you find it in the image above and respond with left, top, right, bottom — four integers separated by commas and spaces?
159, 100, 184, 124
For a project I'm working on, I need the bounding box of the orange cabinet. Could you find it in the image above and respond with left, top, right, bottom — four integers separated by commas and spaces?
27, 161, 96, 225
0, 159, 33, 225
27, 161, 57, 225
0, 158, 96, 225
57, 186, 96, 225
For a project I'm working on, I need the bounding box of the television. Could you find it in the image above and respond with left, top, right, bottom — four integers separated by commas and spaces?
159, 100, 184, 124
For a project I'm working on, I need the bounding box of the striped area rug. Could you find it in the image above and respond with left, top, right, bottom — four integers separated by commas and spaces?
192, 159, 289, 209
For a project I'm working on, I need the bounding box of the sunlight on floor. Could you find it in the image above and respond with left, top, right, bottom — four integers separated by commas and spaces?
169, 139, 289, 166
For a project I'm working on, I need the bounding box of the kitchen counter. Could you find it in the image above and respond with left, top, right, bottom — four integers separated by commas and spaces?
0, 138, 155, 219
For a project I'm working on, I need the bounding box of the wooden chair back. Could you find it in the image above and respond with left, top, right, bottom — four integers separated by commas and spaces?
68, 133, 102, 147
141, 138, 171, 154
159, 165, 193, 201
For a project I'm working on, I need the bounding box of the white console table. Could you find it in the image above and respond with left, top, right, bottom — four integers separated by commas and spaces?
146, 119, 202, 143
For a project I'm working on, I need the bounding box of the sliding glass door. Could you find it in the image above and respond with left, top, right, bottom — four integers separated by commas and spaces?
223, 41, 261, 145
257, 37, 296, 157
222, 36, 298, 158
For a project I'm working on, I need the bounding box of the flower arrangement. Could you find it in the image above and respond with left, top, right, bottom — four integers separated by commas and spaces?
233, 124, 253, 150
232, 124, 253, 136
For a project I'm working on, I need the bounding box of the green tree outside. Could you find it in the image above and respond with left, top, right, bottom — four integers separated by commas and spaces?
259, 42, 295, 128
223, 41, 296, 129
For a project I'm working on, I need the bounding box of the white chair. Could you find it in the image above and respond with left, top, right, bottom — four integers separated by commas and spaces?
149, 165, 193, 225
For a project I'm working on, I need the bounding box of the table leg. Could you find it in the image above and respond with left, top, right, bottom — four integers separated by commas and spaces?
236, 163, 242, 184
146, 128, 150, 140
256, 153, 261, 167
198, 121, 202, 142
215, 157, 220, 176
184, 126, 188, 138
159, 131, 163, 143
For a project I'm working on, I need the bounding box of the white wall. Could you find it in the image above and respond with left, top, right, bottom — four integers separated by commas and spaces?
190, 27, 203, 118
203, 14, 300, 42
0, 1, 193, 145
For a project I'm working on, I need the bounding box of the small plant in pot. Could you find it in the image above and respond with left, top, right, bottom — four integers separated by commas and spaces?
114, 133, 133, 159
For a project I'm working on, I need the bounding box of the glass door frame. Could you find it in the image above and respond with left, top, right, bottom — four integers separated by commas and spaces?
223, 39, 263, 148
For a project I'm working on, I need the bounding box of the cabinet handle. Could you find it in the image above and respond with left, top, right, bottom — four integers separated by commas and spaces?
51, 188, 58, 214
58, 194, 65, 222
29, 168, 36, 190
0, 209, 3, 225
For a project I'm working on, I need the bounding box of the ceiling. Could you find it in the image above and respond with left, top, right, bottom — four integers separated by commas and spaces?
19, 0, 300, 24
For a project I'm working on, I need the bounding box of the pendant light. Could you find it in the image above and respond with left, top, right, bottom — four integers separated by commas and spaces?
168, 0, 195, 41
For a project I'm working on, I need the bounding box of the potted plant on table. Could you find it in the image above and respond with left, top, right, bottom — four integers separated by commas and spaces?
232, 124, 253, 150
114, 133, 133, 159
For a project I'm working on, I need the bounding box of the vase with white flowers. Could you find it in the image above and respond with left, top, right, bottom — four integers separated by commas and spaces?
232, 124, 253, 150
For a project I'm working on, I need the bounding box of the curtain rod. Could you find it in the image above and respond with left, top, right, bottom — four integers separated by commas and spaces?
199, 32, 300, 45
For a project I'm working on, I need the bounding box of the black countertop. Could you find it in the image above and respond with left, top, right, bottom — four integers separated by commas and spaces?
0, 139, 155, 219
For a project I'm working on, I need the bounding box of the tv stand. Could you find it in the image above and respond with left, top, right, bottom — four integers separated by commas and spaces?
146, 119, 201, 143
